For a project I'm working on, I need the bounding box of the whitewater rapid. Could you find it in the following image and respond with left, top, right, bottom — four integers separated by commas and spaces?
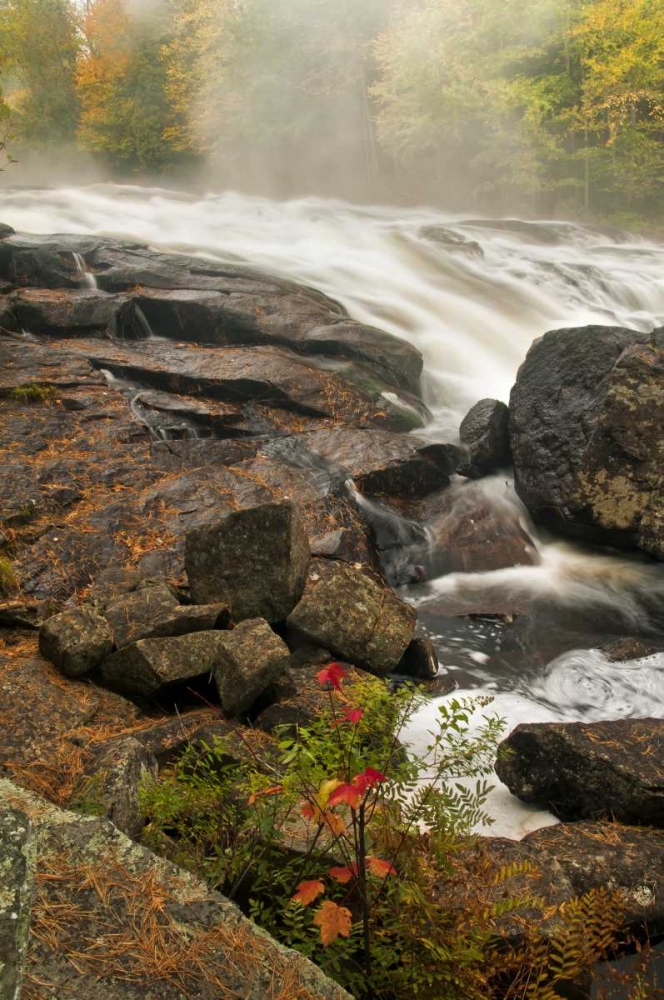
3, 184, 664, 436
2, 183, 663, 837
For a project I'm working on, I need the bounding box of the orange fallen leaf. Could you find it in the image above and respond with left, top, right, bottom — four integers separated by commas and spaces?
328, 865, 357, 884
313, 899, 353, 946
367, 856, 397, 878
247, 785, 283, 806
292, 880, 326, 906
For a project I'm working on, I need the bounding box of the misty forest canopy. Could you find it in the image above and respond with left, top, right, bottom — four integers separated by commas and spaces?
0, 0, 662, 221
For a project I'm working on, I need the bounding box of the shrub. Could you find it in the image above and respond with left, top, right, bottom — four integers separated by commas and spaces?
141, 668, 626, 999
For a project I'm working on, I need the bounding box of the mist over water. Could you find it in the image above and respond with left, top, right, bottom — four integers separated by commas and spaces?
3, 182, 664, 836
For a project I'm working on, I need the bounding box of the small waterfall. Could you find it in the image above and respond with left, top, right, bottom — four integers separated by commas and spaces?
133, 304, 155, 340
71, 252, 97, 289
111, 301, 156, 341
129, 391, 205, 440
344, 478, 429, 583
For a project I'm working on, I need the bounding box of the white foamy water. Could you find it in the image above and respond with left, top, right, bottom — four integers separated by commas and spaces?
2, 183, 663, 837
1, 183, 663, 436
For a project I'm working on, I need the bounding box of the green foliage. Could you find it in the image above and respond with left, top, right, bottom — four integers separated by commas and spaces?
0, 0, 80, 144
9, 383, 58, 404
0, 555, 18, 595
0, 0, 660, 216
141, 667, 626, 999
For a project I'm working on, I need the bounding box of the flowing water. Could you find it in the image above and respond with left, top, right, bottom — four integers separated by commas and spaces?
2, 183, 664, 837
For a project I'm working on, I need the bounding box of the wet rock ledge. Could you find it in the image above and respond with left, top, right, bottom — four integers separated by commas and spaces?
1, 226, 663, 998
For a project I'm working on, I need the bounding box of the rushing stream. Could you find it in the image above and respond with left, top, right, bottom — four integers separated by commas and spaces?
2, 182, 664, 837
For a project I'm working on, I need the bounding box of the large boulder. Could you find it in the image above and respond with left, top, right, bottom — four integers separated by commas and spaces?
100, 631, 228, 697
509, 326, 663, 558
496, 719, 664, 826
0, 778, 351, 1000
185, 501, 310, 623
213, 618, 290, 717
39, 607, 114, 677
406, 480, 538, 583
457, 398, 511, 478
287, 560, 416, 676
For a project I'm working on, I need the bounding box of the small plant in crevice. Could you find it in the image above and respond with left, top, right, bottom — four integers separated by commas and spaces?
0, 556, 19, 595
141, 667, 627, 1000
9, 383, 58, 404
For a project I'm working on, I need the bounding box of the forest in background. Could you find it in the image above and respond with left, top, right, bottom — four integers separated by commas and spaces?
0, 0, 662, 223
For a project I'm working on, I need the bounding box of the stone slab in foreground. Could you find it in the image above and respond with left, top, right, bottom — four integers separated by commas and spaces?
0, 778, 350, 1000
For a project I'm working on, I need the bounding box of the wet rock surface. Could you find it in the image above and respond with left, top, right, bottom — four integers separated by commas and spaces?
288, 559, 416, 676
457, 398, 511, 478
496, 719, 664, 826
510, 325, 663, 557
1, 226, 663, 996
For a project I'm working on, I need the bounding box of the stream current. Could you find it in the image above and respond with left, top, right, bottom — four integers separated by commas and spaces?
3, 183, 663, 837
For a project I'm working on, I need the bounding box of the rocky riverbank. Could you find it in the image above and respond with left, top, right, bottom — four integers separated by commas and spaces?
0, 225, 662, 998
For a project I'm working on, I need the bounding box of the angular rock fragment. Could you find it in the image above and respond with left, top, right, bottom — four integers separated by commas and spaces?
397, 637, 439, 679
102, 580, 230, 648
457, 398, 511, 478
287, 560, 415, 676
100, 630, 227, 697
213, 618, 290, 717
71, 737, 158, 837
255, 663, 373, 734
496, 719, 664, 826
185, 501, 310, 623
39, 607, 114, 677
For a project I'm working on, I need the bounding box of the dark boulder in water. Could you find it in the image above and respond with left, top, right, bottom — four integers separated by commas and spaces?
509, 325, 663, 558
397, 636, 439, 679
457, 397, 511, 478
496, 718, 664, 827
